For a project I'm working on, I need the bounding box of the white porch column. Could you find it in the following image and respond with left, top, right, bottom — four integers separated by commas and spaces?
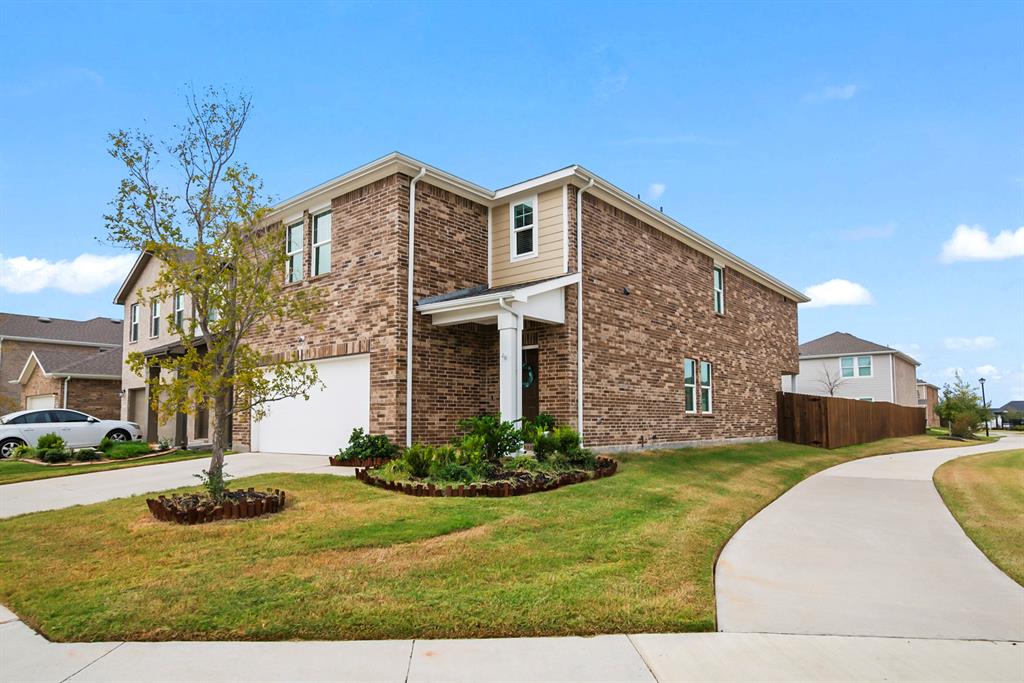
498, 310, 520, 422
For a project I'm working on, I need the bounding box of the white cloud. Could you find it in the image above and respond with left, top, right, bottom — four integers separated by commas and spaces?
648, 182, 666, 200
975, 364, 1001, 381
839, 224, 895, 241
802, 279, 874, 308
943, 366, 965, 379
0, 253, 136, 294
943, 336, 997, 351
940, 224, 1024, 263
803, 84, 858, 103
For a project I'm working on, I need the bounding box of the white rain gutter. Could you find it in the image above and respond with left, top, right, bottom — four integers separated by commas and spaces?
63, 377, 70, 408
575, 176, 595, 439
497, 296, 522, 421
406, 167, 427, 447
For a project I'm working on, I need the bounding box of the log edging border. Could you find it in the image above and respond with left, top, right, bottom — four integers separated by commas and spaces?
145, 488, 286, 525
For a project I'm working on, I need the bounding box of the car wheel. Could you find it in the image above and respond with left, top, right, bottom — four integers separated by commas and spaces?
106, 429, 131, 442
0, 438, 26, 459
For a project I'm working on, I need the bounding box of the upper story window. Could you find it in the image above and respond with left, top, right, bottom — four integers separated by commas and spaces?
841, 355, 872, 378
683, 358, 696, 413
286, 221, 304, 283
313, 211, 332, 276
173, 291, 185, 329
713, 266, 725, 315
700, 361, 713, 412
150, 301, 161, 338
511, 198, 537, 259
129, 304, 139, 343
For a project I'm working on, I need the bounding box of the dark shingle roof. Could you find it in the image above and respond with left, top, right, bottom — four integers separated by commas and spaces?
799, 332, 895, 357
0, 313, 122, 345
32, 347, 122, 378
995, 400, 1024, 413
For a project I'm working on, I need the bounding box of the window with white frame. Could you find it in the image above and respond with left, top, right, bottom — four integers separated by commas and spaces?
511, 199, 536, 258
173, 291, 185, 329
129, 303, 139, 342
313, 211, 332, 276
286, 221, 304, 283
859, 397, 874, 402
713, 266, 725, 314
840, 355, 872, 378
700, 361, 713, 412
684, 358, 697, 413
150, 301, 161, 338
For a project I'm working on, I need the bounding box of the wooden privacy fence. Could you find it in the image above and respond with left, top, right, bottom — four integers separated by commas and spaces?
777, 392, 925, 449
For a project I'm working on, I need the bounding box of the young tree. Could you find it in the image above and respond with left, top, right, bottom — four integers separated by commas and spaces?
105, 88, 320, 497
816, 366, 847, 396
935, 373, 991, 438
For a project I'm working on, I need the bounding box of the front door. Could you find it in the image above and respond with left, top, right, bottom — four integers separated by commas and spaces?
522, 348, 539, 421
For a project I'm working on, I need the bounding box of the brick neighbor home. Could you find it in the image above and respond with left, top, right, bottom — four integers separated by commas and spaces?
0, 313, 123, 418
115, 153, 806, 454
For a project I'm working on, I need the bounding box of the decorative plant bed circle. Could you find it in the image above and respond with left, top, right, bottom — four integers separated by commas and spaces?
356, 456, 618, 498
146, 488, 286, 525
329, 454, 395, 468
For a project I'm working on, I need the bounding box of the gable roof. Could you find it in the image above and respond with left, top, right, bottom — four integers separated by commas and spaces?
994, 400, 1024, 413
267, 152, 809, 303
0, 312, 122, 347
113, 249, 196, 305
16, 346, 122, 384
799, 332, 920, 366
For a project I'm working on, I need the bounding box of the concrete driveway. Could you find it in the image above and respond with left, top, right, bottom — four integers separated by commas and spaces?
716, 434, 1024, 641
0, 452, 352, 519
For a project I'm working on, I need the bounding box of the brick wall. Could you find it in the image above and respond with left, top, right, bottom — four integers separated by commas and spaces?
577, 191, 799, 448
20, 364, 62, 408
66, 379, 121, 419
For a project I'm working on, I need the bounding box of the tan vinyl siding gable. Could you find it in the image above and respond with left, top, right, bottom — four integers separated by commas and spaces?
491, 187, 566, 287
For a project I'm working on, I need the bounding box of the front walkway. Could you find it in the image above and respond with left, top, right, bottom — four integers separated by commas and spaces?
0, 452, 351, 519
2, 604, 1020, 683
716, 434, 1024, 640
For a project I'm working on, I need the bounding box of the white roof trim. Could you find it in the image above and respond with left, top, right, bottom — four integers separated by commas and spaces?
0, 335, 119, 349
16, 351, 44, 384
417, 273, 581, 314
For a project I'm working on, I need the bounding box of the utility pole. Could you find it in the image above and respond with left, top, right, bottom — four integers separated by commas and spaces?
979, 377, 989, 437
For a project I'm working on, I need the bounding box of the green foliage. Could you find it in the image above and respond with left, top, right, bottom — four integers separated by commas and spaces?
456, 434, 487, 470
531, 431, 559, 462
105, 442, 153, 460
532, 413, 556, 431
457, 415, 522, 463
935, 374, 992, 438
39, 448, 70, 464
36, 433, 66, 451
376, 458, 412, 482
194, 467, 232, 501
11, 444, 34, 459
401, 443, 434, 478
73, 449, 102, 462
157, 437, 173, 450
551, 426, 596, 467
429, 463, 476, 484
340, 428, 398, 461
503, 455, 545, 473
98, 437, 115, 453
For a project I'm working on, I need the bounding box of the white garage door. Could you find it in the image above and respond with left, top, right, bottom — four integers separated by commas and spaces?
251, 354, 370, 455
26, 394, 56, 410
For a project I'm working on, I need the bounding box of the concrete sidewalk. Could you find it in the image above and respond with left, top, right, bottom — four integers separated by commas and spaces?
0, 452, 352, 519
716, 434, 1024, 641
1, 605, 1020, 683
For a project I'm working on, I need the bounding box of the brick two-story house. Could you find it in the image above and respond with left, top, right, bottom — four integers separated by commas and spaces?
115, 153, 805, 454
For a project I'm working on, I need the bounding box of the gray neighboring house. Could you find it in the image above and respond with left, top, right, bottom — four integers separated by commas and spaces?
993, 400, 1024, 428
783, 331, 920, 407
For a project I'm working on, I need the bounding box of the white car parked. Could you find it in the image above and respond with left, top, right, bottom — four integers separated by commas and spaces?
0, 409, 143, 458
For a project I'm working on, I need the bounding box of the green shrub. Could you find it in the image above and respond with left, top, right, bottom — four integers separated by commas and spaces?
157, 436, 173, 450
73, 448, 102, 462
340, 428, 398, 461
533, 412, 556, 431
429, 462, 475, 484
531, 431, 559, 462
552, 426, 596, 468
11, 444, 35, 459
457, 415, 522, 463
504, 455, 544, 473
376, 458, 411, 482
39, 448, 70, 464
105, 442, 153, 459
97, 436, 115, 453
402, 443, 434, 478
36, 433, 65, 451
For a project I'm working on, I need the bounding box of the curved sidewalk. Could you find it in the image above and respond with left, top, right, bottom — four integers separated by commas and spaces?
716, 434, 1024, 641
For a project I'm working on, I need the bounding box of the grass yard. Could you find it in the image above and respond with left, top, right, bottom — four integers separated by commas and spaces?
934, 449, 1023, 586
0, 433, 977, 642
0, 450, 218, 485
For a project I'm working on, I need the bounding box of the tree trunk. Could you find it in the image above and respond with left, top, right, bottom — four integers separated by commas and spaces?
209, 387, 232, 481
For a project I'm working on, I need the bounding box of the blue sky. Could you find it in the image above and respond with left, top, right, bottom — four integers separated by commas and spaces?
1, 1, 1021, 405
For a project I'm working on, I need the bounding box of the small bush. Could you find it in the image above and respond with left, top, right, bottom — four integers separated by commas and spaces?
39, 448, 70, 464
97, 436, 115, 453
402, 443, 434, 478
376, 458, 411, 482
457, 415, 522, 463
531, 431, 559, 462
11, 444, 35, 459
105, 442, 153, 459
73, 448, 102, 462
340, 428, 398, 461
36, 433, 65, 451
429, 462, 475, 484
533, 413, 556, 431
157, 437, 173, 450
552, 426, 596, 468
504, 455, 544, 473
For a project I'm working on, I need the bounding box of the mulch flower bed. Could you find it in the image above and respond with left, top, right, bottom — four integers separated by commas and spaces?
357, 456, 618, 498
328, 454, 395, 468
146, 488, 286, 525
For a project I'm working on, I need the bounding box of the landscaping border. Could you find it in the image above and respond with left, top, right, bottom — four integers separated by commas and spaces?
328, 454, 395, 468
356, 456, 618, 497
146, 488, 286, 525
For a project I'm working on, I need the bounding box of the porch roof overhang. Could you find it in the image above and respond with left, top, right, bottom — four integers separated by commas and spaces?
416, 273, 580, 327
142, 337, 208, 359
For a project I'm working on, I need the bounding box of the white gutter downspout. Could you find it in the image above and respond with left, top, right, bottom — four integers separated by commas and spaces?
575, 176, 595, 440
406, 167, 427, 447
63, 376, 70, 408
497, 297, 522, 422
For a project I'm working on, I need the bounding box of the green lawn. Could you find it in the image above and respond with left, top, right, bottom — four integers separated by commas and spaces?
934, 449, 1024, 586
0, 450, 218, 485
0, 433, 979, 642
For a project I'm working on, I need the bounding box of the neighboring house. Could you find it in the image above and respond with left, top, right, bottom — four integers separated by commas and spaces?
917, 380, 940, 428
0, 313, 122, 416
113, 251, 212, 446
115, 152, 806, 455
14, 348, 122, 418
993, 400, 1024, 429
784, 332, 920, 407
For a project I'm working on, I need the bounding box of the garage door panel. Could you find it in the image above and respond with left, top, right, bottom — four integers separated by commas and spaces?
26, 395, 56, 410
252, 355, 370, 455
